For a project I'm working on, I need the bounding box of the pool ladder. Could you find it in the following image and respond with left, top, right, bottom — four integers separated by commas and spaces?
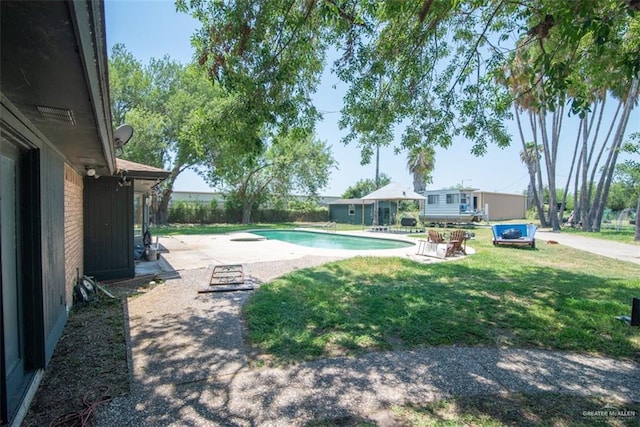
323, 221, 337, 233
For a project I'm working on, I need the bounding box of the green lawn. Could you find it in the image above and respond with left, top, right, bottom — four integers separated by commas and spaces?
151, 222, 296, 235
150, 221, 365, 236
561, 225, 639, 245
390, 393, 640, 427
244, 227, 640, 364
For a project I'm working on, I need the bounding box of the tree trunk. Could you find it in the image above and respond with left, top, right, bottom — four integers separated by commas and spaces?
155, 163, 186, 225
579, 118, 590, 230
559, 129, 581, 226
242, 202, 252, 224
538, 108, 561, 230
240, 187, 254, 224
535, 155, 548, 227
572, 151, 583, 227
592, 79, 639, 231
635, 192, 640, 242
520, 109, 548, 227
157, 188, 172, 225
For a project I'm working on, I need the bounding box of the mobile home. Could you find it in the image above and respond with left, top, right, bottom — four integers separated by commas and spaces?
420, 188, 483, 224
420, 188, 527, 224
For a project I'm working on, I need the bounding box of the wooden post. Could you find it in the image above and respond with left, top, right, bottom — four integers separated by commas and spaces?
631, 297, 640, 326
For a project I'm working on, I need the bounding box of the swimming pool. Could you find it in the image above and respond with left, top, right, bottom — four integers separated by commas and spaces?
249, 229, 414, 250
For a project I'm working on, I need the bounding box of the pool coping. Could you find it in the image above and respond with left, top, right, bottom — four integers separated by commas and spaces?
147, 229, 465, 277
241, 227, 417, 250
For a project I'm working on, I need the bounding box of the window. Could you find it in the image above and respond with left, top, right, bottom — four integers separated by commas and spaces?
427, 195, 439, 205
348, 204, 355, 215
446, 193, 459, 204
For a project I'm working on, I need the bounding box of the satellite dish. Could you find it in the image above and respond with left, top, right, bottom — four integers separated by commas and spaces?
114, 124, 134, 149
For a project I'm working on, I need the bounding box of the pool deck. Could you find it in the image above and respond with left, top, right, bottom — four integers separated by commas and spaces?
142, 229, 461, 281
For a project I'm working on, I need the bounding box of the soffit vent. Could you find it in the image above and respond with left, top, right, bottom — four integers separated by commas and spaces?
36, 105, 77, 125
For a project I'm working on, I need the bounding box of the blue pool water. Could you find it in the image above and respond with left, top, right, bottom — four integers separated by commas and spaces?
249, 230, 414, 250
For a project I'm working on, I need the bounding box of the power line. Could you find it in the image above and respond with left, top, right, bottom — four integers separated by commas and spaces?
494, 173, 527, 192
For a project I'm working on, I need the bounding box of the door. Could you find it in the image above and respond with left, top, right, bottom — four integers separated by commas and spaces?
1, 138, 25, 422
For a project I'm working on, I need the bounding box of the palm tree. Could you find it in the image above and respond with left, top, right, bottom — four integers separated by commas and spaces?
519, 140, 548, 226
406, 146, 436, 194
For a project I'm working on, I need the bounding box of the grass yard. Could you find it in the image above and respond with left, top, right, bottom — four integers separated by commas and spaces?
151, 222, 294, 235
389, 393, 640, 427
150, 221, 366, 236
561, 225, 640, 245
244, 227, 640, 364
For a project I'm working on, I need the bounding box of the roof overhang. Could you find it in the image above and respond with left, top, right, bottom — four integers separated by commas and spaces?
328, 199, 375, 205
1, 0, 115, 175
116, 159, 171, 193
362, 183, 426, 201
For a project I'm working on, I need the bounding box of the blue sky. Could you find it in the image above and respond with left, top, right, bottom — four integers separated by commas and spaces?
105, 1, 638, 197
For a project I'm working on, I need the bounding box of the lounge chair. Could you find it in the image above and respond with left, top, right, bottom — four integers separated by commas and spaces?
428, 230, 445, 243
447, 229, 467, 256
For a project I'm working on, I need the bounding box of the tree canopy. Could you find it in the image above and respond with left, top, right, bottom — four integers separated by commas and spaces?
200, 131, 336, 223
109, 44, 222, 223
341, 174, 392, 199
178, 0, 639, 162
175, 1, 639, 232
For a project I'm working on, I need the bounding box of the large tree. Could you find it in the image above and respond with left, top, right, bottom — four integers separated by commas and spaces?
342, 174, 392, 199
109, 45, 221, 224
617, 137, 640, 241
505, 27, 639, 231
406, 146, 435, 194
201, 132, 336, 224
176, 0, 325, 148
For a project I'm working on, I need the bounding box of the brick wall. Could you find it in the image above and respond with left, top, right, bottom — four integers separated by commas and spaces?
64, 164, 83, 308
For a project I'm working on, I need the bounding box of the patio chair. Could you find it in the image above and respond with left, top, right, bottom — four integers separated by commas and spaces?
447, 229, 467, 256
428, 230, 445, 243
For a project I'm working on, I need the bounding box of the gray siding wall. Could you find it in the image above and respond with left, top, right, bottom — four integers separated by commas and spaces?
329, 204, 373, 225
84, 177, 134, 280
39, 145, 67, 362
1, 100, 69, 380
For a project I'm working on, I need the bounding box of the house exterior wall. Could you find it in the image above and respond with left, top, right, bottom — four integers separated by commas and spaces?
422, 189, 475, 216
39, 145, 68, 364
1, 0, 117, 423
1, 97, 72, 424
84, 176, 134, 281
475, 191, 526, 220
64, 164, 83, 308
329, 203, 374, 225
